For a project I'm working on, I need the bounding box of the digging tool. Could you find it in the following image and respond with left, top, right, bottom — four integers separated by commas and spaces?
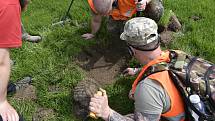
52, 0, 75, 26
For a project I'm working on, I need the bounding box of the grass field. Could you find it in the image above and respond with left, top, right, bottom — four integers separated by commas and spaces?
8, 0, 215, 120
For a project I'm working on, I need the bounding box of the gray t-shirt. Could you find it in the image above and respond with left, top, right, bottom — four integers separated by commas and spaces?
134, 78, 171, 120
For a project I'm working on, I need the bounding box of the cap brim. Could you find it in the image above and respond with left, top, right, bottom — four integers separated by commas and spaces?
120, 32, 127, 40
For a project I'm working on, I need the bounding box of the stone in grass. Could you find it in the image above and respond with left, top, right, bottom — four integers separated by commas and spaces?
73, 78, 101, 119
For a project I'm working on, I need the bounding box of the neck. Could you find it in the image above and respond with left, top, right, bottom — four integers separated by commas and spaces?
137, 47, 162, 65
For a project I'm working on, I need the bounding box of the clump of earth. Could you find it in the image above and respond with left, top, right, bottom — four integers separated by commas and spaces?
159, 13, 183, 45
14, 85, 37, 100
32, 108, 55, 121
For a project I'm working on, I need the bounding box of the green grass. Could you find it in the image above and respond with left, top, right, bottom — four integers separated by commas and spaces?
7, 0, 215, 120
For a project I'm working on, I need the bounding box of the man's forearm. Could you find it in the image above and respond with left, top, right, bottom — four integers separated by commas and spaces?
91, 14, 102, 34
108, 109, 157, 121
108, 109, 135, 121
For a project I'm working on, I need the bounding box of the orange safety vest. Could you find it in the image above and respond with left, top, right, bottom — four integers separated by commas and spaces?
88, 0, 136, 20
132, 51, 186, 120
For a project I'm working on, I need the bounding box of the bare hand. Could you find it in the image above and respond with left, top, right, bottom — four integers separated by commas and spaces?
135, 0, 147, 11
128, 90, 134, 100
81, 33, 95, 40
89, 88, 110, 120
123, 68, 139, 76
0, 100, 19, 121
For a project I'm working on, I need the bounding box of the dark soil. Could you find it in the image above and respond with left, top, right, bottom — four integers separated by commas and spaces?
75, 37, 130, 86
73, 78, 101, 119
14, 85, 37, 101
32, 108, 55, 121
160, 30, 174, 45
189, 15, 203, 21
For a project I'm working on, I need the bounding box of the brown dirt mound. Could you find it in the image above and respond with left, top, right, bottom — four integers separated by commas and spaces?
75, 38, 130, 86
14, 85, 37, 101
73, 78, 101, 119
32, 108, 55, 121
160, 30, 174, 45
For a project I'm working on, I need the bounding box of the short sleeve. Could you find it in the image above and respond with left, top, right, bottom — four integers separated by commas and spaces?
134, 78, 170, 115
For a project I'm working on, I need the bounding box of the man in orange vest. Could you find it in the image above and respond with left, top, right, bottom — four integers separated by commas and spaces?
82, 0, 163, 40
89, 17, 186, 121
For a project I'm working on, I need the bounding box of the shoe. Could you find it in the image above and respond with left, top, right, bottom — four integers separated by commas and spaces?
15, 77, 32, 91
22, 33, 42, 43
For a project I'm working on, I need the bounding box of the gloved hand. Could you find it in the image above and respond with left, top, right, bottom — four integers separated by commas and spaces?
123, 68, 140, 76
89, 88, 111, 121
135, 0, 147, 11
0, 100, 19, 121
81, 33, 95, 40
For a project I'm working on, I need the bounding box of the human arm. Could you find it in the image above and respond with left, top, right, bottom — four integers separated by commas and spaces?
89, 88, 155, 121
82, 13, 102, 40
123, 68, 141, 76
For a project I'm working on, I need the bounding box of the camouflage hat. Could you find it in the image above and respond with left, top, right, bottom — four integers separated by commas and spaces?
120, 17, 158, 47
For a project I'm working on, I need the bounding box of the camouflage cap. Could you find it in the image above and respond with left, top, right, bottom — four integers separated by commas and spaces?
120, 17, 158, 47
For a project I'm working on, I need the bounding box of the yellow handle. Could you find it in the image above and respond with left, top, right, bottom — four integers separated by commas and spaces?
89, 91, 103, 119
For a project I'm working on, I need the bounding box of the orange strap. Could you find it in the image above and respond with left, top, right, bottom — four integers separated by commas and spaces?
88, 0, 98, 14
132, 51, 171, 94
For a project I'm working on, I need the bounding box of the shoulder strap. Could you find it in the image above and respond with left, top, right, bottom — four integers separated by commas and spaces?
132, 51, 171, 94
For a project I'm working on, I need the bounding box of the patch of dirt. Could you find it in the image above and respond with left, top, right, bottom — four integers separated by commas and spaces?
75, 38, 130, 86
189, 15, 203, 21
168, 14, 182, 32
14, 85, 37, 101
73, 78, 101, 119
160, 30, 174, 45
48, 85, 62, 93
32, 108, 55, 121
